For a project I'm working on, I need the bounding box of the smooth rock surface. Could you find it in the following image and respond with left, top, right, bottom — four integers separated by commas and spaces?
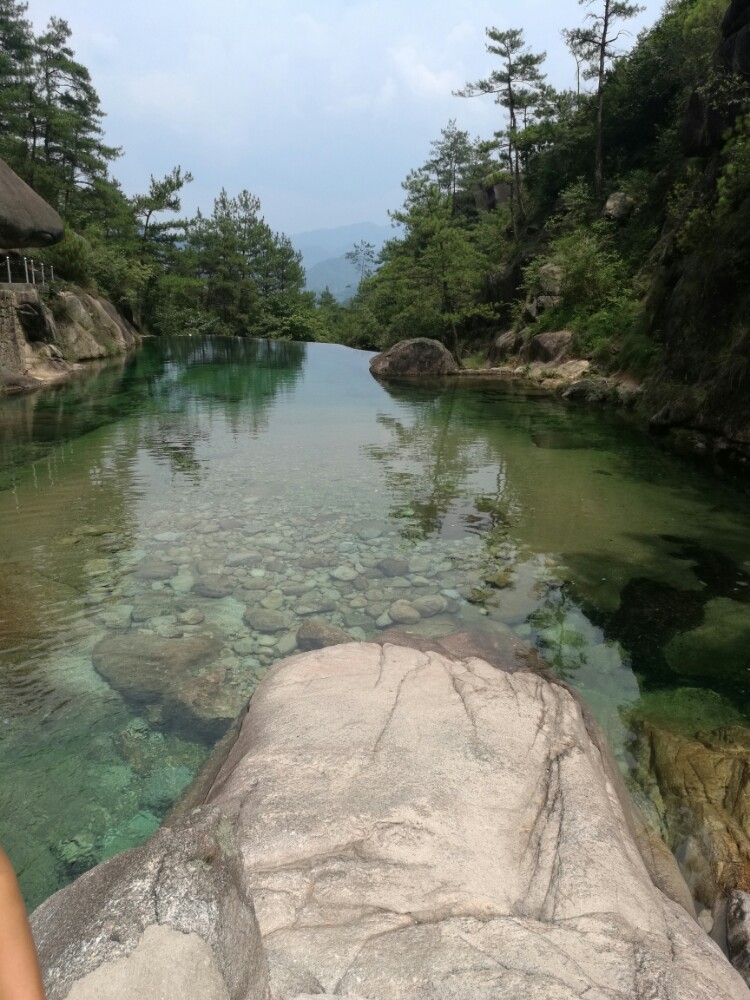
32, 808, 269, 1000
204, 642, 746, 999
488, 329, 524, 365
528, 329, 572, 364
370, 338, 458, 378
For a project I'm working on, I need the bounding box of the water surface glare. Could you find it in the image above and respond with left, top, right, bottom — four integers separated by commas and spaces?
2, 337, 750, 907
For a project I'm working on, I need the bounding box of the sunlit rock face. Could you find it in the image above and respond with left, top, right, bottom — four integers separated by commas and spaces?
203, 640, 746, 999
31, 639, 750, 997
0, 286, 139, 391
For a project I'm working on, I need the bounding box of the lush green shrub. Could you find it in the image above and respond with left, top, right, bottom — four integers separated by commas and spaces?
41, 231, 95, 285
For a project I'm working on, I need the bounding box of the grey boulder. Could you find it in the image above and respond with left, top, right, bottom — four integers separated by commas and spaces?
370, 338, 458, 378
205, 642, 747, 999
32, 808, 269, 1000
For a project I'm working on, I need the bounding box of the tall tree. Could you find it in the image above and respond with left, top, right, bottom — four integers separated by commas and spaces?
0, 0, 34, 160
132, 165, 192, 263
346, 240, 377, 287
568, 0, 644, 196
30, 17, 120, 214
426, 120, 476, 213
456, 28, 546, 238
562, 27, 594, 102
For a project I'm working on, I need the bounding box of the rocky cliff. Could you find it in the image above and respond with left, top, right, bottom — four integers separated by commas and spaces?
31, 637, 750, 999
0, 285, 140, 393
641, 0, 750, 468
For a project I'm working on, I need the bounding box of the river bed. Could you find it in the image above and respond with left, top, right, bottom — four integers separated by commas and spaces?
2, 336, 750, 908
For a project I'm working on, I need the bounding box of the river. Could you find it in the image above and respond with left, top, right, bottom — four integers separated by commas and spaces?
2, 336, 750, 908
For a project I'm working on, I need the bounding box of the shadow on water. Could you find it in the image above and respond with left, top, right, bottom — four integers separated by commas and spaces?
568, 535, 750, 712
372, 377, 750, 725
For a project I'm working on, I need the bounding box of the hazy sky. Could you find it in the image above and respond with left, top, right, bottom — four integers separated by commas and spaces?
28, 0, 665, 235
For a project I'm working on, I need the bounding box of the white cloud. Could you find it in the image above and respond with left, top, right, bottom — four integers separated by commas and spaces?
389, 45, 461, 100
26, 0, 668, 230
127, 72, 206, 132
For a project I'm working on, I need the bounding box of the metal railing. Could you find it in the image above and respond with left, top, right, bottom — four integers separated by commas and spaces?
0, 255, 55, 287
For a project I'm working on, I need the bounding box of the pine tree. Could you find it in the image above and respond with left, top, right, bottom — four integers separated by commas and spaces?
567, 0, 644, 196
456, 28, 546, 238
30, 17, 120, 215
0, 0, 34, 163
346, 240, 377, 287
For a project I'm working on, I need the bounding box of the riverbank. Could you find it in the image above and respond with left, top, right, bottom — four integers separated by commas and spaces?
370, 334, 750, 475
0, 284, 139, 393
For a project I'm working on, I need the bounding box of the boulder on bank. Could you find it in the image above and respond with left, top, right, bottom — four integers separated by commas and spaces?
562, 377, 609, 404
603, 191, 636, 222
33, 639, 749, 998
370, 338, 458, 378
528, 329, 572, 364
488, 329, 524, 365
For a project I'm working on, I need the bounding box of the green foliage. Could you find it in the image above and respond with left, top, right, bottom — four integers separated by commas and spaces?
716, 114, 750, 215
42, 230, 95, 285
617, 325, 660, 373
456, 27, 547, 234
525, 220, 628, 313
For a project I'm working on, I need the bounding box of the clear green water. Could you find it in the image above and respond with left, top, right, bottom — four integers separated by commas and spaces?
2, 337, 750, 908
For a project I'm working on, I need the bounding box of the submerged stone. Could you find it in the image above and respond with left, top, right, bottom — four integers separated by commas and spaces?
377, 557, 410, 577
134, 560, 178, 581
192, 576, 233, 599
243, 608, 290, 633
297, 619, 351, 651
388, 600, 421, 624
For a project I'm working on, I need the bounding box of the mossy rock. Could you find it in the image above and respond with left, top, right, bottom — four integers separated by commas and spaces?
665, 598, 750, 681
485, 569, 514, 590
625, 685, 745, 737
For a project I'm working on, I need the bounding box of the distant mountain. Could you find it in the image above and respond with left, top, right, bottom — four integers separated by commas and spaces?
305, 255, 360, 302
291, 222, 394, 302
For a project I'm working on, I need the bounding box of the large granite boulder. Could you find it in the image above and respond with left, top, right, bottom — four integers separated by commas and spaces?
370, 338, 458, 378
204, 642, 745, 998
32, 639, 749, 998
528, 329, 573, 364
0, 157, 64, 247
31, 808, 269, 1000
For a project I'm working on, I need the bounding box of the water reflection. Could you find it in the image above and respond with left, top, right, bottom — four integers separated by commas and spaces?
2, 338, 750, 911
